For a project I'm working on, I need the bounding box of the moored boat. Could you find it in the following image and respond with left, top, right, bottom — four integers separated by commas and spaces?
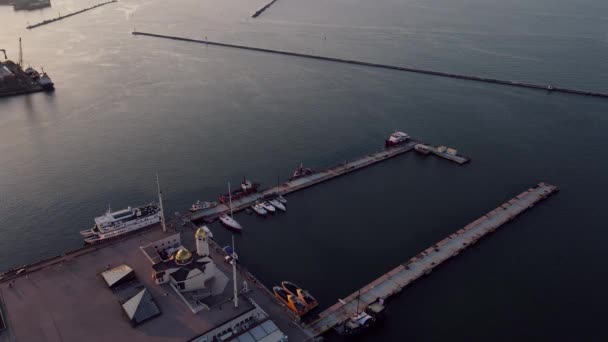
223, 245, 238, 261
289, 163, 315, 181
219, 214, 242, 231
81, 203, 161, 244
385, 131, 410, 148
219, 178, 259, 203
276, 195, 287, 204
190, 200, 218, 212
251, 203, 267, 216
261, 201, 275, 213
273, 286, 307, 316
38, 68, 54, 91
268, 199, 286, 212
281, 281, 318, 310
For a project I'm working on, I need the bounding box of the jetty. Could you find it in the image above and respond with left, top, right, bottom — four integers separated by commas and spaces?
252, 0, 279, 18
306, 182, 559, 336
131, 31, 608, 99
26, 0, 117, 29
190, 138, 467, 222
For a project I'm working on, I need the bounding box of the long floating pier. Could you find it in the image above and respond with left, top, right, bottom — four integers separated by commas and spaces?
26, 0, 117, 29
189, 138, 467, 222
306, 182, 559, 336
252, 0, 279, 18
132, 31, 608, 99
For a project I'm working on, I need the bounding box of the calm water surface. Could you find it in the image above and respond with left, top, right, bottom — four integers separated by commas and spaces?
1, 0, 607, 340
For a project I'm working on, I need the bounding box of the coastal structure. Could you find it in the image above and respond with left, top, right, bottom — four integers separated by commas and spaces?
132, 31, 608, 99
306, 182, 559, 336
0, 223, 310, 341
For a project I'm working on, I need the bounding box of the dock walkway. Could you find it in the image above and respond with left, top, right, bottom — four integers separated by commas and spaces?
189, 140, 419, 222
132, 31, 608, 99
306, 182, 558, 336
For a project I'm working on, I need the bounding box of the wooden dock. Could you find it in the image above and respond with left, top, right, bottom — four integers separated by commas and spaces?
306, 182, 558, 337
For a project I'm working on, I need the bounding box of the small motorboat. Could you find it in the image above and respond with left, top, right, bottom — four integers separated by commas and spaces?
219, 214, 243, 231
190, 200, 218, 212
276, 195, 287, 204
268, 199, 286, 212
273, 286, 307, 316
281, 281, 318, 310
223, 245, 238, 261
251, 203, 268, 216
261, 201, 276, 213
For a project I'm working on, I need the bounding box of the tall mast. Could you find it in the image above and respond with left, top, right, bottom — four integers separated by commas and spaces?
156, 173, 166, 232
18, 37, 23, 68
228, 181, 233, 218
232, 235, 239, 308
355, 288, 361, 315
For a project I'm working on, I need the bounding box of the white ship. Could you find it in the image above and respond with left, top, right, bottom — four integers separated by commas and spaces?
385, 131, 410, 147
80, 176, 165, 244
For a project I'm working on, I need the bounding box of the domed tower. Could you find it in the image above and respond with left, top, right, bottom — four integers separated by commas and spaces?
174, 248, 193, 265
196, 227, 209, 257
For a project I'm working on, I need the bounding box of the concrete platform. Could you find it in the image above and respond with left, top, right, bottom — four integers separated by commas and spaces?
0, 224, 311, 342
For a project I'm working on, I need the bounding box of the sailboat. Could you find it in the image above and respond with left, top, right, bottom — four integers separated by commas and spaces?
219, 182, 243, 231
334, 289, 376, 336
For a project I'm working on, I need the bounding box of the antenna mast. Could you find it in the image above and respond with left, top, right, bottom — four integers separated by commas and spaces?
18, 37, 23, 68
232, 235, 239, 308
156, 173, 167, 232
228, 181, 233, 218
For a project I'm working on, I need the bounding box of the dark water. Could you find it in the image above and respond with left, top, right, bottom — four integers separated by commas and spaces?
1, 0, 608, 340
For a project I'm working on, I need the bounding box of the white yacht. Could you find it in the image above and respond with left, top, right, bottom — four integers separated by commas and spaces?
190, 200, 218, 212
251, 203, 268, 216
261, 201, 276, 213
385, 131, 410, 147
219, 182, 243, 231
219, 214, 243, 231
276, 195, 287, 204
268, 199, 286, 212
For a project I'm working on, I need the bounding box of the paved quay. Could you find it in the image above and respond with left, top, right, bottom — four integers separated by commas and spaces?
0, 222, 312, 342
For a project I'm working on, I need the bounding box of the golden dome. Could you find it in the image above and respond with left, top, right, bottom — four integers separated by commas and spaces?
175, 248, 192, 264
195, 228, 207, 239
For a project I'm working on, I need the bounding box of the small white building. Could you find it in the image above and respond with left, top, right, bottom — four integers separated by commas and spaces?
151, 228, 219, 294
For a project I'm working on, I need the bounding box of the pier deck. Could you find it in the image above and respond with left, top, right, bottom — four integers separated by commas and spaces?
306, 182, 558, 336
190, 140, 420, 222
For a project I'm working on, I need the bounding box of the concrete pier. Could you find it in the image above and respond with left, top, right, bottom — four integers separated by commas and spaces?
252, 0, 279, 18
306, 182, 558, 336
190, 140, 424, 222
26, 0, 117, 29
132, 31, 608, 99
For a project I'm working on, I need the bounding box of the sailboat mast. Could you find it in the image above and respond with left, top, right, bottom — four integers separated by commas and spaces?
228, 181, 233, 218
356, 288, 361, 314
232, 235, 239, 308
156, 173, 166, 232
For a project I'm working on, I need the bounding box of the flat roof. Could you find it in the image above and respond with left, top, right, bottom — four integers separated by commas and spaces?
0, 225, 310, 341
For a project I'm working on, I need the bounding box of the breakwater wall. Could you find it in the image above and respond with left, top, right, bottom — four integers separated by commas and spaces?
252, 0, 279, 18
26, 0, 117, 29
131, 31, 608, 99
